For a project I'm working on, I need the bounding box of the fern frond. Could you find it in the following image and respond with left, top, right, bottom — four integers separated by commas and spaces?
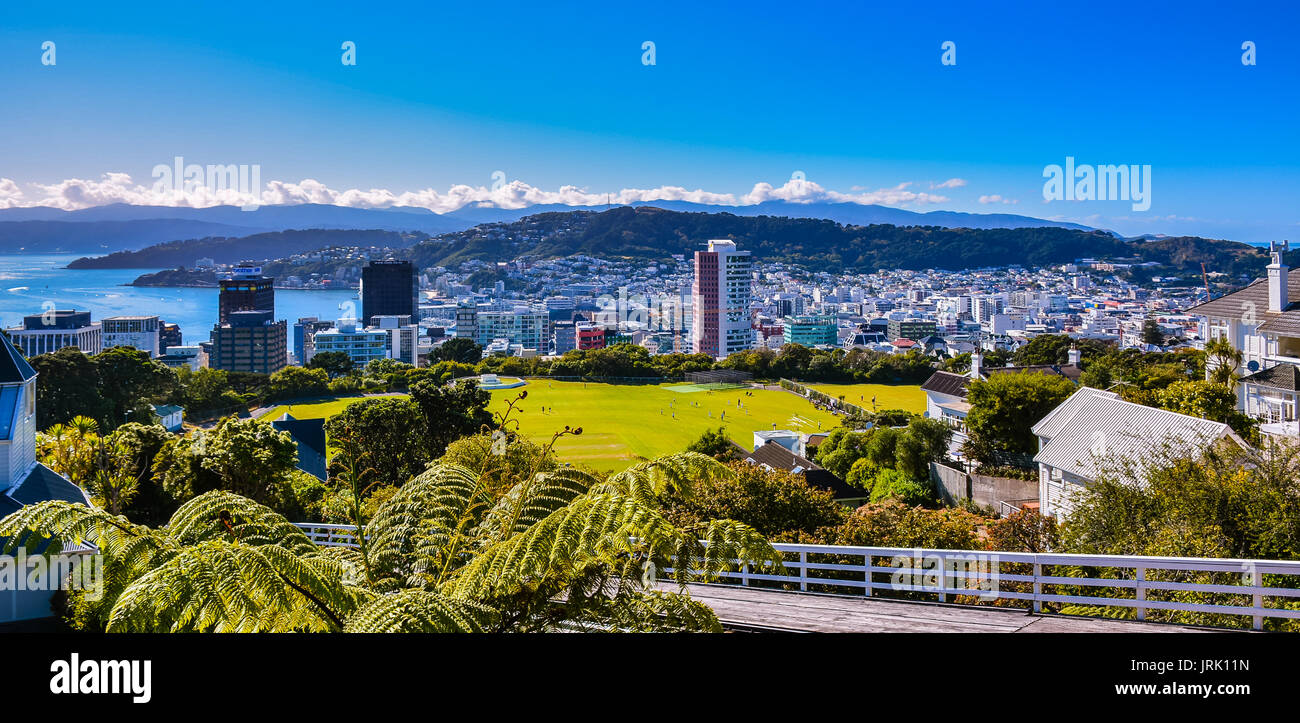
671, 519, 786, 585
592, 452, 731, 504
344, 591, 499, 632
444, 492, 683, 600
364, 464, 491, 588
477, 467, 599, 543
0, 499, 161, 557
165, 490, 316, 554
107, 540, 372, 632
562, 589, 723, 633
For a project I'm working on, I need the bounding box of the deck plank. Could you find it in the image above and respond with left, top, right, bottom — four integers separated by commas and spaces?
669, 583, 1221, 633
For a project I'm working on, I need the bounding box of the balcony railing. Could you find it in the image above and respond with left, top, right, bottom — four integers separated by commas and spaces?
293, 524, 1300, 630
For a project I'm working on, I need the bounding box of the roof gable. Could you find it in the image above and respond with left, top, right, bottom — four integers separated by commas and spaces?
0, 332, 36, 384
921, 370, 971, 398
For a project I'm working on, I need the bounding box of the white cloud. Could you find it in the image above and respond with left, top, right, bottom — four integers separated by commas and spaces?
930, 178, 967, 189
0, 173, 951, 213
978, 194, 1019, 205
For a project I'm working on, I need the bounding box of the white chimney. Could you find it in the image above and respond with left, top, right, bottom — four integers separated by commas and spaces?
1067, 345, 1081, 366
1268, 240, 1290, 313
970, 349, 983, 380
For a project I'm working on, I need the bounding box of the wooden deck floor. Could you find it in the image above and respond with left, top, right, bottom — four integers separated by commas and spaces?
675, 584, 1221, 633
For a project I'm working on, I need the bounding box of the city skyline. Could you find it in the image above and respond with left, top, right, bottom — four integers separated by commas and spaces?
1, 1, 1297, 242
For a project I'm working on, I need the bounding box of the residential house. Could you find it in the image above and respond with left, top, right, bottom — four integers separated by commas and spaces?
0, 333, 95, 625
151, 404, 184, 433
1188, 241, 1300, 440
1031, 387, 1245, 518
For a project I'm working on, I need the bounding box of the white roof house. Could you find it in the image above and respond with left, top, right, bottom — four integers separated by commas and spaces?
1032, 387, 1245, 518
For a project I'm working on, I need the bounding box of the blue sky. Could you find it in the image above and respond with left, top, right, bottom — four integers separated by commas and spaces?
1, 1, 1297, 241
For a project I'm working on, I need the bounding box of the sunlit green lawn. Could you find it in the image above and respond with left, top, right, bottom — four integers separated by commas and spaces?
265, 382, 844, 471
803, 383, 927, 413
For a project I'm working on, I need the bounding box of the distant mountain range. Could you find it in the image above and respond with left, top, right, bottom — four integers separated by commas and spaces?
0, 200, 1097, 255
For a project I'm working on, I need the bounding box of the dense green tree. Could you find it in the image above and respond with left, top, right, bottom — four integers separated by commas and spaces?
30, 348, 110, 429
684, 426, 740, 462
307, 351, 354, 378
324, 396, 431, 488
1142, 319, 1165, 346
662, 462, 846, 538
37, 416, 138, 515
1013, 335, 1107, 367
409, 378, 494, 458
962, 373, 1076, 465
1152, 380, 1256, 437
94, 346, 177, 427
867, 468, 937, 506
807, 501, 985, 550
269, 366, 330, 400
109, 422, 176, 525
154, 417, 299, 508
894, 417, 953, 480
435, 337, 483, 364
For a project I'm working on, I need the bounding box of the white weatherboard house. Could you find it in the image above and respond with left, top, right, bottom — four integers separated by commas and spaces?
0, 333, 95, 624
1031, 387, 1244, 519
1188, 240, 1300, 438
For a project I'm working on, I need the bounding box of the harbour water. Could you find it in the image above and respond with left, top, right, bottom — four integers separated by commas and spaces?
0, 254, 358, 348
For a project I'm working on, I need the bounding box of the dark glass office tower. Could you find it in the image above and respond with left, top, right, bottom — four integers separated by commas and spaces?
361, 260, 418, 326
218, 275, 275, 323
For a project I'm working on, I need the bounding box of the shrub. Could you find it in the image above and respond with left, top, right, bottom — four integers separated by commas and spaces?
868, 468, 937, 507
808, 501, 987, 550
663, 462, 847, 538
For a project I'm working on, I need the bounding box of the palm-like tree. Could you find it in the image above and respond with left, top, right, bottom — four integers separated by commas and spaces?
1204, 338, 1244, 388
0, 446, 781, 632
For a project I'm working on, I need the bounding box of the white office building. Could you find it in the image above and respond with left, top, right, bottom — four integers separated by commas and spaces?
102, 315, 162, 356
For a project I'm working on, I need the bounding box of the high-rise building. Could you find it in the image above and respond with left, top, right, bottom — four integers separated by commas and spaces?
218, 274, 275, 324
576, 323, 605, 350
361, 260, 418, 326
209, 310, 287, 374
454, 301, 478, 339
159, 322, 183, 350
7, 309, 102, 357
691, 239, 753, 359
552, 320, 576, 355
102, 315, 161, 356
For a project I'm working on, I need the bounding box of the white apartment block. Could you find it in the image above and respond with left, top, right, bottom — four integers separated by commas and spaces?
475, 307, 546, 352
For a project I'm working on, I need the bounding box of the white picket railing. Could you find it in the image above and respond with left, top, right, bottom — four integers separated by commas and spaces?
295, 523, 365, 548
292, 523, 1300, 630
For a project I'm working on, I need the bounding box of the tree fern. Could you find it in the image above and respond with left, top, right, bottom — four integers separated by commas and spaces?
107, 541, 372, 632
344, 591, 498, 633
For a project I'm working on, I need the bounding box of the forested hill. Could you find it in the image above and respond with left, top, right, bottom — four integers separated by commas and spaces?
407, 206, 1275, 277
66, 228, 430, 269
80, 205, 1279, 280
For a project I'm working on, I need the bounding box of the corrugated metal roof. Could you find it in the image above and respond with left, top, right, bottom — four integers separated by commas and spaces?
1033, 394, 1234, 482
1031, 387, 1119, 439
